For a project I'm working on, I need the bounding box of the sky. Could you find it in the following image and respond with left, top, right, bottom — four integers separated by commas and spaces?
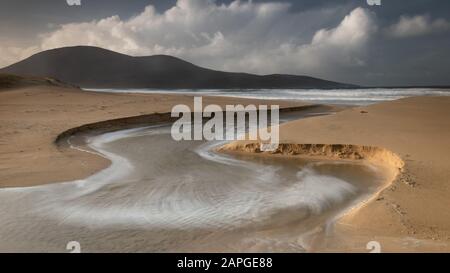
0, 0, 449, 86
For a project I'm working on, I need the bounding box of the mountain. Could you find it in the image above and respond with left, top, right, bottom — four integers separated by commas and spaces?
0, 46, 356, 89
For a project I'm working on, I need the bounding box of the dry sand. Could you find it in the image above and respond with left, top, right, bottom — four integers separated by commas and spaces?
220, 96, 450, 252
0, 85, 313, 188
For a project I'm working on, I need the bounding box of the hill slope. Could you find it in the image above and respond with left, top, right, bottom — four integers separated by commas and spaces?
0, 46, 356, 89
0, 73, 77, 90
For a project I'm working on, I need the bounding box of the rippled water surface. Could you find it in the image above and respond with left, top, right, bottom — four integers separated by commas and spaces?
0, 121, 388, 252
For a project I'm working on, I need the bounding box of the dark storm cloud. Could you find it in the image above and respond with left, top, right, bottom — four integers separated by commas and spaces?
0, 0, 172, 42
0, 0, 449, 86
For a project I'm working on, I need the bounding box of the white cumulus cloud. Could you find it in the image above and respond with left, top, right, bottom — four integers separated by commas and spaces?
387, 14, 450, 38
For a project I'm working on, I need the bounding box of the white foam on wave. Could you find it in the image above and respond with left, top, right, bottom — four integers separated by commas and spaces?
86, 88, 450, 105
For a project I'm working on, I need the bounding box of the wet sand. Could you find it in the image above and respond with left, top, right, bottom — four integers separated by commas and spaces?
0, 119, 389, 252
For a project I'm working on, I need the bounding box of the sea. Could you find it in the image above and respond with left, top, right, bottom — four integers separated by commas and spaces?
85, 88, 450, 106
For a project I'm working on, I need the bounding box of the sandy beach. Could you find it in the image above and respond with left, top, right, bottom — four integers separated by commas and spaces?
1, 82, 450, 252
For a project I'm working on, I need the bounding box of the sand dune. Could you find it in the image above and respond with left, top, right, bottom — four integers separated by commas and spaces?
0, 73, 76, 90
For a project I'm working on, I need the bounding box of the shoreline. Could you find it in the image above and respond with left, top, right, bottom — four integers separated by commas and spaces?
55, 104, 323, 146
